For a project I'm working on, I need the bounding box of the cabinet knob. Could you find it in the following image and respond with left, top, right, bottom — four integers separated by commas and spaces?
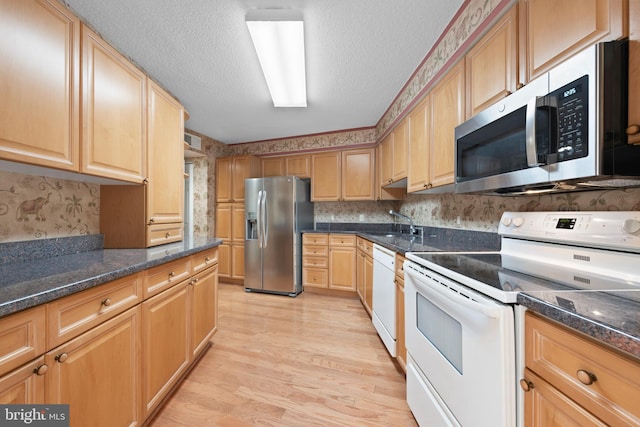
627, 124, 640, 136
149, 218, 155, 223
205, 256, 211, 263
101, 297, 112, 307
519, 378, 534, 392
55, 353, 68, 363
576, 369, 597, 385
33, 364, 48, 376
168, 271, 175, 280
165, 232, 171, 238
143, 178, 149, 185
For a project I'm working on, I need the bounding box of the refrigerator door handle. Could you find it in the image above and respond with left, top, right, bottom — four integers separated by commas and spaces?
257, 190, 264, 248
262, 190, 269, 247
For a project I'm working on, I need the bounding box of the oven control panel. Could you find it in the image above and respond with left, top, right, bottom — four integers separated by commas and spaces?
498, 211, 640, 252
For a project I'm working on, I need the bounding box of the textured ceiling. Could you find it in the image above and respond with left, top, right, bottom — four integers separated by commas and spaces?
63, 0, 463, 144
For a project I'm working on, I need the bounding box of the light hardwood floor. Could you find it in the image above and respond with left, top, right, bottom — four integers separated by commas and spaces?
149, 283, 418, 426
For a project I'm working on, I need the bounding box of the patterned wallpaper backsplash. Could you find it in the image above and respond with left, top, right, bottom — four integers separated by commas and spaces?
0, 170, 100, 243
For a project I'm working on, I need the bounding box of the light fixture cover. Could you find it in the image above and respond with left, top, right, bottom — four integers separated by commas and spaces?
246, 10, 307, 107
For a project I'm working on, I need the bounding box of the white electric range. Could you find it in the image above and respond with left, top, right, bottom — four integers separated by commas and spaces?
403, 211, 640, 427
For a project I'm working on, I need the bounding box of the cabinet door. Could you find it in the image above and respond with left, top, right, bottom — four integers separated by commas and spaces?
218, 243, 231, 279
629, 0, 640, 144
392, 120, 408, 182
216, 157, 233, 202
191, 265, 218, 358
430, 61, 465, 188
262, 157, 285, 177
379, 134, 393, 186
0, 0, 80, 170
364, 254, 373, 314
356, 249, 365, 301
407, 98, 430, 192
46, 307, 140, 427
285, 154, 311, 178
466, 6, 518, 116
231, 244, 245, 280
232, 156, 259, 202
231, 203, 245, 243
523, 0, 625, 81
342, 149, 375, 201
81, 24, 146, 182
146, 79, 184, 225
311, 152, 341, 201
329, 247, 356, 291
523, 369, 607, 427
215, 203, 231, 241
395, 276, 406, 372
142, 282, 189, 417
0, 356, 45, 405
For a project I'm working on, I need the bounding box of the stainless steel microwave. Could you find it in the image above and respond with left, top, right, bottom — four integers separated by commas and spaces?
455, 40, 639, 195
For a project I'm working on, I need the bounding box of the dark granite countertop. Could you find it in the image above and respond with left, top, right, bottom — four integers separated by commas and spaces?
0, 235, 222, 319
518, 290, 640, 359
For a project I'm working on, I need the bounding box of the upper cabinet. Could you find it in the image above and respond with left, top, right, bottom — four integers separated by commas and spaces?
260, 154, 311, 178
520, 0, 626, 82
407, 98, 430, 193
628, 0, 640, 145
379, 120, 408, 187
216, 156, 261, 203
0, 0, 80, 171
430, 61, 465, 189
466, 6, 519, 117
311, 149, 375, 201
81, 24, 146, 183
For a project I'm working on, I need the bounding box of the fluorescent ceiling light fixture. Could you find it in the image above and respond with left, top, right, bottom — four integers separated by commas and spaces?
246, 10, 307, 107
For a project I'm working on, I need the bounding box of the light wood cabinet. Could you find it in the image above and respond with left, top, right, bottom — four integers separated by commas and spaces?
262, 157, 285, 177
190, 264, 218, 358
392, 120, 408, 182
395, 254, 406, 372
216, 156, 261, 203
520, 0, 626, 82
303, 233, 329, 289
46, 306, 141, 427
522, 312, 640, 426
356, 237, 374, 316
99, 79, 185, 249
0, 306, 46, 377
81, 24, 146, 183
142, 280, 190, 417
628, 0, 640, 145
407, 98, 431, 193
311, 151, 341, 201
311, 149, 375, 201
0, 0, 80, 171
285, 154, 311, 178
466, 5, 519, 116
216, 202, 245, 281
0, 356, 46, 405
430, 60, 465, 188
328, 234, 357, 292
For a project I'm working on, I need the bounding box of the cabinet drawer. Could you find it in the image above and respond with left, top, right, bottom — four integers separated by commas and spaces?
192, 247, 218, 274
47, 273, 142, 348
303, 233, 328, 246
303, 256, 328, 269
0, 306, 46, 377
303, 245, 329, 257
329, 234, 356, 247
144, 257, 191, 298
303, 267, 328, 288
147, 223, 183, 247
525, 313, 640, 426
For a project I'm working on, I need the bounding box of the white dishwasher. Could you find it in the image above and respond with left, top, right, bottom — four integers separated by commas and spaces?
372, 244, 396, 356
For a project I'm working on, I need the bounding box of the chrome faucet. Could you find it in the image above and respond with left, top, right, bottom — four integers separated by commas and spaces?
389, 210, 417, 235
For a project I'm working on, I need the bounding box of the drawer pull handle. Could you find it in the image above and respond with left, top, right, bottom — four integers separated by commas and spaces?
101, 298, 112, 307
34, 364, 48, 376
169, 271, 175, 280
519, 378, 534, 392
55, 353, 68, 363
576, 369, 597, 385
165, 232, 171, 238
205, 256, 211, 263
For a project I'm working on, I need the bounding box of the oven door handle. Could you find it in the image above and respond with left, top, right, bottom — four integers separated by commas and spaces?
406, 267, 502, 320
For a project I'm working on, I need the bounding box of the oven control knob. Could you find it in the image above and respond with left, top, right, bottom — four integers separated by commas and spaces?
501, 217, 512, 227
512, 217, 524, 227
623, 219, 640, 235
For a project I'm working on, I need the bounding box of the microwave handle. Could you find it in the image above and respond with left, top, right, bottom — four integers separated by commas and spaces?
525, 96, 542, 167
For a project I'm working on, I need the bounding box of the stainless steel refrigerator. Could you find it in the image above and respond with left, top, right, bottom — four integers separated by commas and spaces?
244, 176, 313, 296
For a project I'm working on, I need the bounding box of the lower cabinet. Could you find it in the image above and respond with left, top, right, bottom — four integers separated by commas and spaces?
328, 234, 356, 292
0, 246, 218, 426
45, 306, 141, 427
395, 254, 406, 372
356, 237, 374, 316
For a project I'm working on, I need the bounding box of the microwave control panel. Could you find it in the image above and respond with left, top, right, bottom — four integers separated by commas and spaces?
550, 75, 589, 162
